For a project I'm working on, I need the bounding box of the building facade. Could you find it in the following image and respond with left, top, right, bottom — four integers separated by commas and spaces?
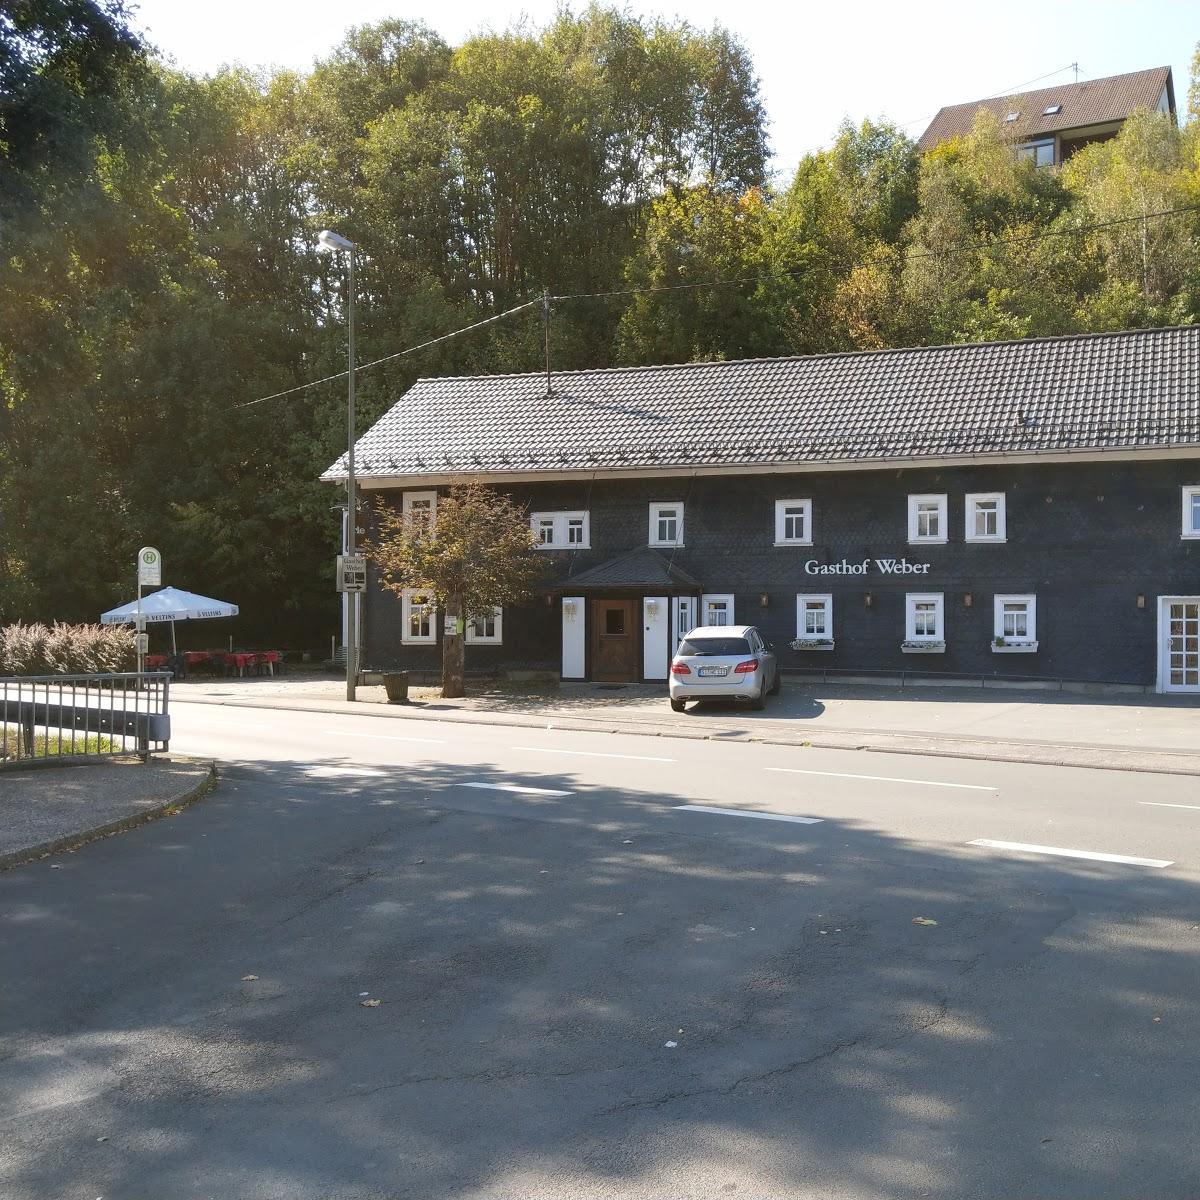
325, 327, 1200, 693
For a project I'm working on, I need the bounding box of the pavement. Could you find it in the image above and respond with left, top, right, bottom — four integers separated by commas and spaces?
4, 704, 1200, 1199
171, 673, 1200, 776
0, 758, 215, 868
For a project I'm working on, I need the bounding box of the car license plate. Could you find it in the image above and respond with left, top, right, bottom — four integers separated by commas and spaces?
699, 666, 728, 677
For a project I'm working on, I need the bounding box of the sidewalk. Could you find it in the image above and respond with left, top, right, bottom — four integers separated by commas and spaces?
0, 758, 216, 869
173, 675, 1200, 776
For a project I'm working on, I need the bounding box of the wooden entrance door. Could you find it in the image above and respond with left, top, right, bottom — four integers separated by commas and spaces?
592, 599, 636, 682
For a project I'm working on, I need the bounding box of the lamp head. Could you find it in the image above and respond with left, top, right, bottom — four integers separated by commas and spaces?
318, 229, 354, 252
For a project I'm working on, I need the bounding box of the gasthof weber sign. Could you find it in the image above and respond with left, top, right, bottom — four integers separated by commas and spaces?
804, 557, 932, 576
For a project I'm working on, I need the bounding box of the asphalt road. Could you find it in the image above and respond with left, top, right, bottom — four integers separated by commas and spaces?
3, 700, 1200, 1199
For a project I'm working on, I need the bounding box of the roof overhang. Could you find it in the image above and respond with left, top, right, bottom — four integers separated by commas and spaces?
324, 443, 1200, 490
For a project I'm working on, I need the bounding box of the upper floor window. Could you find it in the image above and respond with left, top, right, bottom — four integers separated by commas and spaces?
649, 502, 684, 547
1017, 139, 1054, 168
465, 607, 503, 644
401, 589, 436, 644
531, 510, 589, 549
907, 494, 947, 544
905, 592, 945, 642
403, 490, 437, 526
1183, 486, 1200, 539
965, 492, 1007, 542
774, 498, 813, 546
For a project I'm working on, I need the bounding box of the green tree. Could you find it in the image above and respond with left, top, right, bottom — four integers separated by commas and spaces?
368, 485, 544, 697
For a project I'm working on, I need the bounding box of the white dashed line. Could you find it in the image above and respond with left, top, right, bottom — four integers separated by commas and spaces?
675, 804, 823, 825
967, 839, 1172, 869
306, 765, 388, 778
461, 782, 574, 797
513, 746, 676, 763
1138, 801, 1200, 812
766, 767, 995, 792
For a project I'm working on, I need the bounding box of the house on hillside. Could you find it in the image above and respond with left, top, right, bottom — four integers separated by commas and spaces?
323, 326, 1200, 694
918, 66, 1176, 167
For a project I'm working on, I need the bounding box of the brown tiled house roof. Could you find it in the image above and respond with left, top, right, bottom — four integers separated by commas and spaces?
918, 66, 1174, 151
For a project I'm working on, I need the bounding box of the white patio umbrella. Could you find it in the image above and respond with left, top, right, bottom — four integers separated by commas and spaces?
100, 586, 239, 653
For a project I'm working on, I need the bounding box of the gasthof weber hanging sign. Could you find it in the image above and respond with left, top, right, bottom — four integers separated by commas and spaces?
804, 557, 932, 576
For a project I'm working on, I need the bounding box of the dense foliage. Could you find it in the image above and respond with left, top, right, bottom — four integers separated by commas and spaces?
0, 622, 134, 675
1, 3, 1198, 648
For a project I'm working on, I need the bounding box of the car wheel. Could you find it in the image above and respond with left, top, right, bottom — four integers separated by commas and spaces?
749, 690, 765, 711
768, 668, 781, 696
670, 698, 686, 713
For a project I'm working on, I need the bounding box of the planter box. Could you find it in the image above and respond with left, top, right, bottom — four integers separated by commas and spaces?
992, 640, 1039, 653
789, 639, 835, 651
900, 641, 946, 654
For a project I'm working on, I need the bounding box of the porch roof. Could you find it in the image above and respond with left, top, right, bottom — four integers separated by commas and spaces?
558, 548, 701, 592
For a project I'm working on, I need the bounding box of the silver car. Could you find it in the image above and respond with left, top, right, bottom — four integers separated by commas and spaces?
669, 624, 780, 712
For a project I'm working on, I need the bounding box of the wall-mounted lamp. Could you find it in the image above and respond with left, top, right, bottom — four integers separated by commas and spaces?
1136, 594, 1146, 609
545, 592, 555, 607
759, 593, 770, 608
963, 592, 973, 608
864, 591, 873, 609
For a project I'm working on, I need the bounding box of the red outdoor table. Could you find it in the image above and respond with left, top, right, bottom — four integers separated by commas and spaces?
257, 650, 281, 676
144, 654, 168, 670
183, 651, 210, 667
225, 652, 257, 677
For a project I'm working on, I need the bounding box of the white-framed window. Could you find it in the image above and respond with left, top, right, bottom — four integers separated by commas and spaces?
701, 593, 734, 626
401, 589, 436, 644
402, 490, 437, 526
965, 492, 1007, 542
774, 498, 813, 545
1182, 486, 1200, 539
465, 607, 503, 644
905, 592, 945, 641
994, 594, 1036, 642
530, 510, 590, 549
907, 494, 947, 544
796, 594, 832, 639
649, 501, 684, 547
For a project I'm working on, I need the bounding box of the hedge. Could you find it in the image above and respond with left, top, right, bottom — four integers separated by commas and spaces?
0, 622, 136, 676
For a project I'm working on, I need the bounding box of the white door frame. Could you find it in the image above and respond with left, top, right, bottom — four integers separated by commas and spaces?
1156, 595, 1200, 693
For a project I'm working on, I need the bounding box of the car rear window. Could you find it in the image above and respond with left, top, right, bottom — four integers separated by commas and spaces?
678, 636, 753, 656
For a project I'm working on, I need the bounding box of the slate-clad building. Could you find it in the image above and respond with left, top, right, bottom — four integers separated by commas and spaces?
323, 326, 1200, 693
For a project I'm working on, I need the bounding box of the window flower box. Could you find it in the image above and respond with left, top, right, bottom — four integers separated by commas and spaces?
790, 638, 835, 651
901, 640, 946, 654
992, 639, 1039, 653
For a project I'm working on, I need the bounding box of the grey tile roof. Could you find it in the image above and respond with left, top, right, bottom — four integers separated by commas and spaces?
918, 66, 1173, 151
323, 325, 1200, 482
563, 548, 701, 591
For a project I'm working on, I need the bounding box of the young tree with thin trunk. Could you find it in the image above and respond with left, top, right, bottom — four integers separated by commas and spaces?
368, 484, 544, 697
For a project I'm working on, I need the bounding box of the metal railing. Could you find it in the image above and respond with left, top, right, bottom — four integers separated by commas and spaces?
0, 672, 171, 768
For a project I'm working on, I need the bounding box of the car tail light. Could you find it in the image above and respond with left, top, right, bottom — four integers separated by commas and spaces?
670, 661, 691, 675
733, 658, 759, 674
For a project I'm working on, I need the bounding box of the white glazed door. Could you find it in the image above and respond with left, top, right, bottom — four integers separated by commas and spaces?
642, 597, 669, 681
673, 597, 697, 650
1162, 599, 1200, 692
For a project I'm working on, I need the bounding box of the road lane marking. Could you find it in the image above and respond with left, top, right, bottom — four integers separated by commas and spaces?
513, 746, 676, 763
675, 804, 823, 825
1138, 801, 1200, 812
967, 839, 1172, 869
766, 767, 995, 792
462, 782, 574, 797
306, 765, 388, 778
335, 731, 448, 745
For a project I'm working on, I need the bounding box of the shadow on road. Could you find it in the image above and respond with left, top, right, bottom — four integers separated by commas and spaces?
1, 755, 1195, 1198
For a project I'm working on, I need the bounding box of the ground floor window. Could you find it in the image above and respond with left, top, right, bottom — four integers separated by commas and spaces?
465, 607, 503, 644
905, 592, 944, 642
701, 593, 734, 626
796, 593, 832, 639
1165, 600, 1200, 689
994, 594, 1036, 642
401, 589, 436, 643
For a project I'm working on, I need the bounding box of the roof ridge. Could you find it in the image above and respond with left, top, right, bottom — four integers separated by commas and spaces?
413, 324, 1200, 388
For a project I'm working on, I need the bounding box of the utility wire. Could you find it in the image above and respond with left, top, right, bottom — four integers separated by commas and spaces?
897, 62, 1083, 130
234, 298, 540, 409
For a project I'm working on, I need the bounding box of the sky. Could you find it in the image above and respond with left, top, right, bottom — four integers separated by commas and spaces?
129, 0, 1197, 175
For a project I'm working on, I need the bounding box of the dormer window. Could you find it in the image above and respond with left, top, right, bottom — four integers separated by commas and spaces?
1042, 104, 1062, 116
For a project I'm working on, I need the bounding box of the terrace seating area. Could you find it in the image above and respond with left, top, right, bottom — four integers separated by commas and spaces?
143, 650, 284, 678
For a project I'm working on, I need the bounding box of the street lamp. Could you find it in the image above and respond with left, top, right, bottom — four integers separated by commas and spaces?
319, 228, 358, 701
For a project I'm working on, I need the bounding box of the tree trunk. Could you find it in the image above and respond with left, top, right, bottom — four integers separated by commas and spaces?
441, 592, 465, 698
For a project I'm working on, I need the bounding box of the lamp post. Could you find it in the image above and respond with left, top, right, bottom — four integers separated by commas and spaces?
319, 228, 358, 701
